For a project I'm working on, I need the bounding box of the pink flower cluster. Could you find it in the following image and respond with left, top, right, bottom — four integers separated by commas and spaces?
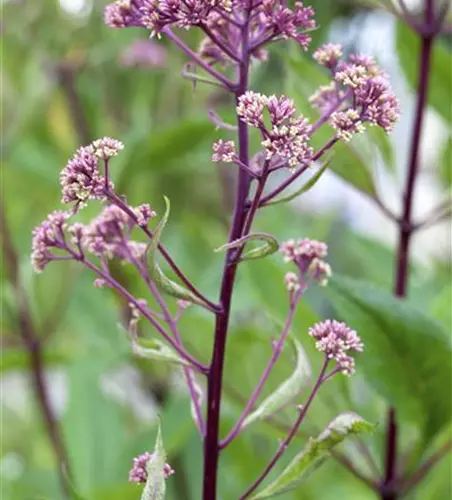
310, 43, 400, 140
236, 92, 313, 169
105, 0, 316, 52
60, 137, 123, 206
280, 238, 331, 289
308, 320, 364, 375
129, 452, 175, 484
31, 137, 156, 273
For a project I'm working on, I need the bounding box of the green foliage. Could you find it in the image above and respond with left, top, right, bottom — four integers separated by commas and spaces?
250, 413, 375, 498
327, 275, 452, 443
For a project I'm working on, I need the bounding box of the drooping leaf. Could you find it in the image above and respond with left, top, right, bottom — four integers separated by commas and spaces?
326, 275, 452, 442
365, 126, 395, 174
132, 336, 193, 368
214, 233, 279, 261
250, 413, 375, 498
147, 196, 211, 309
396, 21, 452, 123
141, 422, 167, 500
243, 336, 312, 428
264, 160, 330, 207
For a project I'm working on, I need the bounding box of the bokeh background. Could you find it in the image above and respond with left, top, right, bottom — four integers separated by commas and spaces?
2, 0, 451, 499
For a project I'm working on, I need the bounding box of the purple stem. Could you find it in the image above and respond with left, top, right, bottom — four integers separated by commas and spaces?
202, 15, 252, 499
259, 137, 338, 205
383, 1, 436, 499
127, 247, 207, 435
239, 358, 330, 499
76, 255, 208, 373
163, 28, 237, 90
220, 287, 303, 448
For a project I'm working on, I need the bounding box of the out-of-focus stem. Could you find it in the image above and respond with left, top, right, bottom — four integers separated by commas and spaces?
0, 206, 72, 499
383, 1, 435, 498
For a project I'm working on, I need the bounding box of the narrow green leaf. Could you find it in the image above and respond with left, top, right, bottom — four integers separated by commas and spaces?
141, 422, 167, 500
265, 160, 330, 207
243, 337, 311, 428
214, 232, 279, 261
0, 348, 70, 372
396, 21, 452, 123
251, 413, 375, 498
366, 126, 395, 174
132, 337, 193, 368
326, 275, 452, 442
148, 197, 210, 309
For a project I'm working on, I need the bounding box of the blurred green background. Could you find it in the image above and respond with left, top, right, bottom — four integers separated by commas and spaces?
2, 0, 451, 499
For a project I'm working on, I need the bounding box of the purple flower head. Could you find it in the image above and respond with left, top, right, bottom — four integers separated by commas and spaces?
31, 211, 71, 272
308, 320, 363, 375
312, 43, 342, 69
280, 238, 331, 285
92, 137, 124, 160
120, 39, 167, 69
261, 1, 316, 50
238, 92, 312, 169
129, 452, 175, 484
60, 145, 104, 206
212, 139, 236, 163
284, 271, 300, 293
237, 91, 268, 128
262, 116, 312, 169
60, 138, 122, 208
266, 95, 296, 126
83, 205, 143, 261
135, 203, 157, 226
330, 109, 365, 142
105, 0, 231, 37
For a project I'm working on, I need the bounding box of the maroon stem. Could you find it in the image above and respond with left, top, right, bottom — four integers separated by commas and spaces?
382, 2, 435, 499
239, 359, 330, 499
202, 21, 252, 499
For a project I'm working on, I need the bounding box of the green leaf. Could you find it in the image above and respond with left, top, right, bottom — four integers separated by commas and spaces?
365, 126, 395, 174
243, 337, 311, 428
430, 284, 452, 330
141, 422, 167, 500
250, 413, 375, 498
326, 275, 452, 442
264, 160, 330, 206
396, 21, 452, 123
148, 197, 211, 309
131, 336, 193, 368
214, 232, 279, 261
329, 141, 377, 197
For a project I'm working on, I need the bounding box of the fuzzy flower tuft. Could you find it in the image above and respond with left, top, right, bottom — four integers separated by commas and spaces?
31, 211, 71, 272
280, 238, 331, 285
60, 145, 105, 205
92, 137, 124, 160
330, 109, 365, 142
237, 91, 268, 128
134, 204, 156, 226
212, 140, 236, 163
308, 320, 363, 375
284, 271, 300, 292
83, 205, 143, 260
128, 452, 175, 484
312, 43, 342, 69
